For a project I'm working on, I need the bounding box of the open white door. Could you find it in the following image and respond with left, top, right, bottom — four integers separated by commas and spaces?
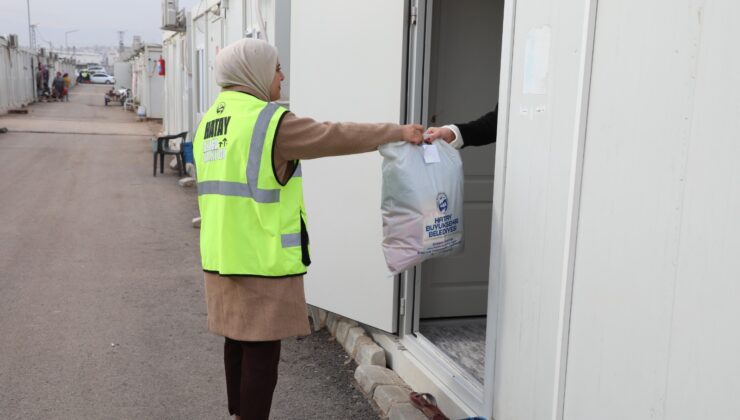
291, 0, 408, 332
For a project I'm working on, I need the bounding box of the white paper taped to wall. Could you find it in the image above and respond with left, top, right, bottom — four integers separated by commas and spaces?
523, 25, 551, 95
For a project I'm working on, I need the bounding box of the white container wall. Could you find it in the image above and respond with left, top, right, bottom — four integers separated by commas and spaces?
485, 0, 598, 416
129, 44, 164, 119
0, 40, 36, 113
163, 31, 191, 135
260, 0, 291, 102
488, 1, 740, 419
190, 0, 220, 124
562, 1, 740, 419
113, 62, 132, 90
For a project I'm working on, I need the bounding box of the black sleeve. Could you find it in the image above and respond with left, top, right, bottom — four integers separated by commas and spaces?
456, 105, 498, 148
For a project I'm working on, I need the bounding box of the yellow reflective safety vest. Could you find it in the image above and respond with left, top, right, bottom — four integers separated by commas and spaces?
193, 91, 310, 277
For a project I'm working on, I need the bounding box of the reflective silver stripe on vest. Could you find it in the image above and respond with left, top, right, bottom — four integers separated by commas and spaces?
245, 102, 281, 202
197, 180, 250, 197
293, 163, 302, 178
198, 102, 282, 203
281, 233, 302, 248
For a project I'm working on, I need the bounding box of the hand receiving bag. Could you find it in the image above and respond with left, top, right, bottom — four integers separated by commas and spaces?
379, 140, 464, 274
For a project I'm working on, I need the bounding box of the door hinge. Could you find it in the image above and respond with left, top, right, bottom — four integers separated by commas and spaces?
410, 6, 418, 26
400, 298, 406, 316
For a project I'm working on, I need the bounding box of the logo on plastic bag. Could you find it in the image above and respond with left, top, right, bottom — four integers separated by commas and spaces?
437, 193, 448, 213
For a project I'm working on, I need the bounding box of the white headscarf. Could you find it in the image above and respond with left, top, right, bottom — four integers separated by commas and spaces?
215, 38, 278, 101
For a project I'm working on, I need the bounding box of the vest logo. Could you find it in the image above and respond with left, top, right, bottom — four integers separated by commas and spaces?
216, 102, 226, 114
203, 116, 231, 139
203, 139, 227, 162
202, 116, 232, 163
437, 193, 448, 213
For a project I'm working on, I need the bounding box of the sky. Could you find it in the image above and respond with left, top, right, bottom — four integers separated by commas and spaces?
1, 0, 201, 49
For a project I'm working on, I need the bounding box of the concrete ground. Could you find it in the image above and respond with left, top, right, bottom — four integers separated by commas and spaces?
0, 85, 381, 419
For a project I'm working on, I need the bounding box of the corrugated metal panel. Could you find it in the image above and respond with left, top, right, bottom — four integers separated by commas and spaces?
0, 40, 35, 112
0, 39, 78, 114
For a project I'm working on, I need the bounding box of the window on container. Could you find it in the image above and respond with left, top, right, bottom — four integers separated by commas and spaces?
196, 49, 206, 113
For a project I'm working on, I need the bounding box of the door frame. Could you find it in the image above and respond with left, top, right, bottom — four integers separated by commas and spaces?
398, 0, 516, 415
480, 0, 516, 415
400, 272, 487, 413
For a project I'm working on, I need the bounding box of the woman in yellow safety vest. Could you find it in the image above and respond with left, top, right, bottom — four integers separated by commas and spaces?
193, 38, 423, 420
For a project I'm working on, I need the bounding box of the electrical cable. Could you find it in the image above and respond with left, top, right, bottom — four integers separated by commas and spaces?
193, 0, 208, 34
35, 27, 53, 51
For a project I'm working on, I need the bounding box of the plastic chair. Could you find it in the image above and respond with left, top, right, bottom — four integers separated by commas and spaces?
153, 131, 188, 176
123, 97, 134, 111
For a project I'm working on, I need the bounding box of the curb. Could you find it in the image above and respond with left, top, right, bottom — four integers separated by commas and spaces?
310, 307, 427, 420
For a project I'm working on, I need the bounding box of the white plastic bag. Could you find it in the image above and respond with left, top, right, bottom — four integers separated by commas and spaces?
379, 140, 464, 274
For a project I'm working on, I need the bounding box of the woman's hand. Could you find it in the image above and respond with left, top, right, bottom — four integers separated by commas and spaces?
424, 126, 455, 143
401, 124, 424, 145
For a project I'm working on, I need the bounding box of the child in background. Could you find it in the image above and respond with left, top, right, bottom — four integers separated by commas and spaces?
62, 73, 71, 102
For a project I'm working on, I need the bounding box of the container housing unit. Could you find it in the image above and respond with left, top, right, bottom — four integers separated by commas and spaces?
163, 1, 740, 419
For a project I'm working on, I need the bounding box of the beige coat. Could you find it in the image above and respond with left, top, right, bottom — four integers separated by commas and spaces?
204, 97, 404, 341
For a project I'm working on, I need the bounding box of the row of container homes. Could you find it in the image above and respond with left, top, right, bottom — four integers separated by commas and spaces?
161, 1, 740, 419
0, 35, 77, 114
161, 0, 290, 135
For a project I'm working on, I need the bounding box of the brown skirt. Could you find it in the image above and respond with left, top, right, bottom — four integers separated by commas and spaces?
204, 272, 311, 341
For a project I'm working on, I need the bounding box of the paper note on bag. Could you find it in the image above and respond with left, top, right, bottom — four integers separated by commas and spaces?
423, 143, 441, 163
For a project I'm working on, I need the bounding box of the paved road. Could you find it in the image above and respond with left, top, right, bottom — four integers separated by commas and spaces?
0, 85, 380, 419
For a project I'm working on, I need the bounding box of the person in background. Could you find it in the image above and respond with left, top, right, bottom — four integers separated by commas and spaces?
78, 69, 89, 83
52, 72, 65, 102
193, 38, 423, 420
37, 64, 51, 99
62, 73, 71, 102
423, 106, 498, 148
42, 65, 50, 90
35, 65, 45, 99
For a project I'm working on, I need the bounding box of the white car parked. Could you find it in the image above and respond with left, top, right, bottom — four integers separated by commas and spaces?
90, 73, 116, 84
